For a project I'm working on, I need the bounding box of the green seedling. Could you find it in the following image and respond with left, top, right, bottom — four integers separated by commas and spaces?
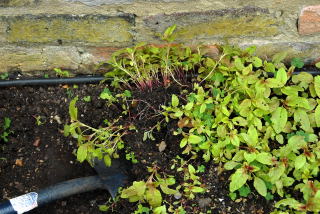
291, 57, 304, 69
54, 68, 70, 77
0, 117, 12, 142
33, 115, 44, 126
0, 72, 9, 80
83, 96, 91, 102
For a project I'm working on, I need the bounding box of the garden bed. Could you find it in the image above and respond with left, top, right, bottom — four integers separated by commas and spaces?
1, 35, 320, 213
0, 82, 273, 214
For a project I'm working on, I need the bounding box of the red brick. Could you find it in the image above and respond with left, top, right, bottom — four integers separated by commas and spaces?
298, 5, 320, 35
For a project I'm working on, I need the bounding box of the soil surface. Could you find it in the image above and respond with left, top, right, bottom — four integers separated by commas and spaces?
0, 81, 274, 214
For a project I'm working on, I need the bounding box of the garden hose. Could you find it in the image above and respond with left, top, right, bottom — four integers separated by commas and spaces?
0, 176, 103, 214
0, 70, 319, 88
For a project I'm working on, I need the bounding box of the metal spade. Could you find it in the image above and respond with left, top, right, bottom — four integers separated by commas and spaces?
0, 158, 127, 214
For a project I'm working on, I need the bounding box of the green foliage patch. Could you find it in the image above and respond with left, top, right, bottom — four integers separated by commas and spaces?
65, 26, 320, 213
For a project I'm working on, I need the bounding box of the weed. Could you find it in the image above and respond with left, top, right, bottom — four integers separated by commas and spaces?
54, 68, 70, 77
0, 117, 12, 142
0, 72, 9, 80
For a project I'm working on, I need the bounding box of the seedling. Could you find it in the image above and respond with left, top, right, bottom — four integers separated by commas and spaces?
0, 117, 12, 142
54, 68, 70, 77
0, 72, 9, 80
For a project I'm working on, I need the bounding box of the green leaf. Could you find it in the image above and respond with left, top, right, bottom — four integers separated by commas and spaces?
200, 103, 206, 113
234, 57, 245, 71
275, 198, 301, 209
184, 102, 193, 110
252, 57, 263, 68
121, 181, 146, 201
315, 62, 320, 68
171, 94, 179, 107
160, 184, 177, 195
224, 161, 240, 170
286, 96, 310, 109
191, 186, 205, 193
254, 177, 267, 197
315, 76, 320, 98
294, 155, 306, 170
266, 68, 287, 88
146, 187, 162, 208
244, 152, 256, 163
294, 109, 312, 132
77, 144, 87, 162
188, 134, 203, 144
315, 105, 320, 127
104, 155, 112, 167
238, 186, 251, 197
188, 164, 196, 174
247, 125, 258, 146
153, 205, 167, 214
69, 96, 78, 121
230, 169, 249, 192
271, 107, 288, 134
256, 152, 273, 165
290, 58, 304, 68
269, 164, 285, 183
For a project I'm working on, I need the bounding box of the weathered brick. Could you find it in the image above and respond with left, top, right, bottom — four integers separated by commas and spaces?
65, 0, 133, 6
0, 45, 119, 74
0, 0, 35, 7
143, 7, 280, 41
2, 15, 134, 46
298, 5, 320, 35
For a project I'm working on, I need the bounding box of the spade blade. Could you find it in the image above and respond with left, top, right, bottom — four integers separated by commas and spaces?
93, 158, 128, 198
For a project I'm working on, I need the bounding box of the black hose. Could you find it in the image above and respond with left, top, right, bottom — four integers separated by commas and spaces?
0, 176, 104, 214
0, 70, 319, 88
0, 76, 105, 87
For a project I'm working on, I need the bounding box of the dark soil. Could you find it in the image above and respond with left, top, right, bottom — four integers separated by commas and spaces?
0, 82, 274, 214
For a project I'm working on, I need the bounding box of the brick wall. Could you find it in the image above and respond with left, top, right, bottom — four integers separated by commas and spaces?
0, 0, 319, 74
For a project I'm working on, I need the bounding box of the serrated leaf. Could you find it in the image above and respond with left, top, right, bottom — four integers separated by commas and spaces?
230, 169, 248, 192
315, 76, 320, 98
77, 144, 87, 162
271, 107, 288, 134
294, 155, 306, 170
256, 152, 273, 165
171, 94, 179, 107
69, 96, 78, 121
254, 177, 267, 197
188, 134, 203, 144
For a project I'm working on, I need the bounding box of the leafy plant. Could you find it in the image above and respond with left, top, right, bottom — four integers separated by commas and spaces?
54, 68, 70, 77
0, 117, 12, 142
162, 45, 320, 213
121, 166, 177, 209
64, 97, 129, 166
291, 57, 304, 69
0, 72, 9, 80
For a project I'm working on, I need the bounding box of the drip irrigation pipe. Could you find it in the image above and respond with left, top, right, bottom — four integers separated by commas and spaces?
0, 176, 104, 214
0, 76, 105, 87
0, 70, 319, 88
